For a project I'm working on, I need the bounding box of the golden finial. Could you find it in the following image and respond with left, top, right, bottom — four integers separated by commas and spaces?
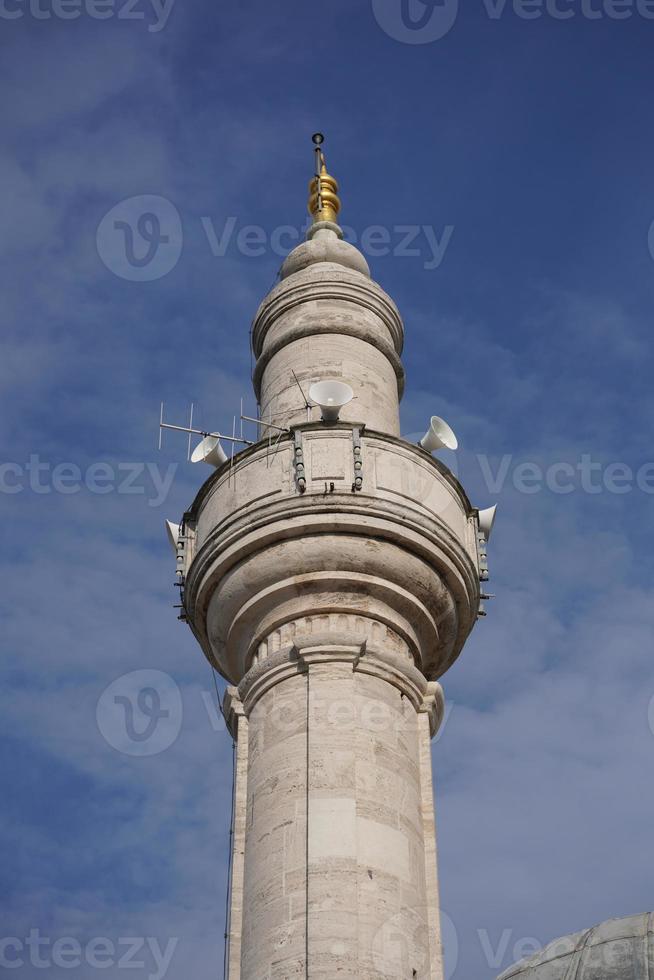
308, 132, 341, 225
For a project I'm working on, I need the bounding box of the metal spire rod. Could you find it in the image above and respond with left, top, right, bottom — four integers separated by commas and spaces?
308, 132, 340, 225
240, 414, 289, 433
159, 421, 253, 446
312, 132, 324, 213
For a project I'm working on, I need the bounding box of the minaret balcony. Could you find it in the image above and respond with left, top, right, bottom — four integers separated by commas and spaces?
182, 423, 481, 686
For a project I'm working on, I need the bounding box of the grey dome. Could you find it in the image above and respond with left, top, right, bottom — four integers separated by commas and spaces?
280, 222, 370, 280
498, 913, 654, 980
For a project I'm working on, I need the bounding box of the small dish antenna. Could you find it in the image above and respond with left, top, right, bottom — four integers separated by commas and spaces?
158, 402, 254, 465
309, 380, 354, 422
419, 416, 459, 454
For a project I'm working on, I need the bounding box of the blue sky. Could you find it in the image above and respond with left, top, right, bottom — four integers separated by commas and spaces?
2, 2, 654, 977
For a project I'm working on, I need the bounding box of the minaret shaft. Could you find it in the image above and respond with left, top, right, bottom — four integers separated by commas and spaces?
224, 637, 446, 979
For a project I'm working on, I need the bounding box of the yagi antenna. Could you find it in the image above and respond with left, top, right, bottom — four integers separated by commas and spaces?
159, 385, 308, 466
158, 402, 255, 462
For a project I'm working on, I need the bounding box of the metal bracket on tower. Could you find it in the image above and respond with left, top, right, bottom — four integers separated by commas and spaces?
293, 430, 306, 494
477, 531, 489, 582
476, 528, 494, 617
352, 427, 363, 492
173, 520, 188, 621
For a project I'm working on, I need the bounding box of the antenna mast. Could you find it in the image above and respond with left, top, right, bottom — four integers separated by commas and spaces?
312, 132, 325, 215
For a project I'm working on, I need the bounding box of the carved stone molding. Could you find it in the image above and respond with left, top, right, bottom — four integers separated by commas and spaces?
251, 266, 404, 359
252, 318, 406, 401
251, 612, 413, 667
234, 624, 447, 740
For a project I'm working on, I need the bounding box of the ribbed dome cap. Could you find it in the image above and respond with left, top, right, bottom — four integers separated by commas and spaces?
498, 913, 654, 980
280, 221, 370, 280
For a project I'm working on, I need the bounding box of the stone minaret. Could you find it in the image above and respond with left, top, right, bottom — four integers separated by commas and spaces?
175, 140, 484, 979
